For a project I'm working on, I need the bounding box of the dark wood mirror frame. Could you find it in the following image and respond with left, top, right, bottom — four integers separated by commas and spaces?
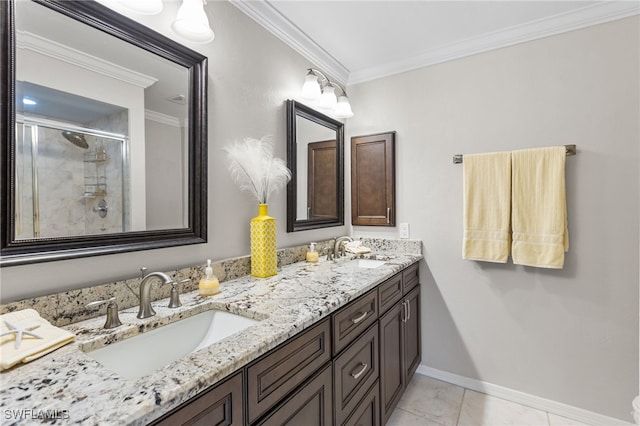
0, 0, 208, 266
286, 100, 344, 232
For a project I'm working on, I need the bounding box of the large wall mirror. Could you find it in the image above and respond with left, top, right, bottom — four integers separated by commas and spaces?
286, 100, 344, 232
1, 0, 208, 266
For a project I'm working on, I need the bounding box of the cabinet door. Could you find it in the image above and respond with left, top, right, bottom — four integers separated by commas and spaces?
256, 363, 333, 426
307, 140, 337, 220
151, 371, 243, 426
342, 381, 380, 426
378, 302, 405, 425
403, 286, 421, 385
351, 132, 395, 226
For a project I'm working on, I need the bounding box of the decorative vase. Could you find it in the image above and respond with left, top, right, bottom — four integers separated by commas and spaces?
250, 203, 277, 278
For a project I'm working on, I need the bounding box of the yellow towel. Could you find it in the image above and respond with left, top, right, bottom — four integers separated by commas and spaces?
463, 151, 512, 263
0, 309, 75, 371
511, 146, 569, 269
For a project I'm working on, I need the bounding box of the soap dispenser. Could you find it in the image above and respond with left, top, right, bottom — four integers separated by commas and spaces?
306, 242, 319, 263
199, 259, 220, 296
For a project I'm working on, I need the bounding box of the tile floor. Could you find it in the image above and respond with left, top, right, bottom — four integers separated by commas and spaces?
387, 374, 593, 426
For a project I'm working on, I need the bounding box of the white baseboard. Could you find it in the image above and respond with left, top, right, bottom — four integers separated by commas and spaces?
416, 365, 633, 426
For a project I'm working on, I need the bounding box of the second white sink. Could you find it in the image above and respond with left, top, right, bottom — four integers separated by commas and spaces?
352, 259, 386, 269
84, 310, 259, 380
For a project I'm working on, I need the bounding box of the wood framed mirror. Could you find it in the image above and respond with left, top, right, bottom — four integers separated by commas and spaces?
1, 0, 208, 266
286, 100, 344, 232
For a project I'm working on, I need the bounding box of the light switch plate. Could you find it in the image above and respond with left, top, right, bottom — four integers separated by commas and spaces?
399, 223, 410, 239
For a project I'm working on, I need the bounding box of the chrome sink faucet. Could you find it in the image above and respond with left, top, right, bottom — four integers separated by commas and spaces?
332, 236, 354, 259
137, 269, 174, 319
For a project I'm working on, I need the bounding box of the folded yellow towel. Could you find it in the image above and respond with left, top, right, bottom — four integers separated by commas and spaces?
511, 146, 569, 269
0, 309, 75, 371
462, 151, 512, 263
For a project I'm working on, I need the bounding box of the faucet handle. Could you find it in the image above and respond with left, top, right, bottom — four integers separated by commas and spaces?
86, 297, 122, 329
167, 279, 190, 308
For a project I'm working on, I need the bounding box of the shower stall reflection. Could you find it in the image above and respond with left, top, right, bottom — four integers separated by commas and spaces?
15, 119, 128, 239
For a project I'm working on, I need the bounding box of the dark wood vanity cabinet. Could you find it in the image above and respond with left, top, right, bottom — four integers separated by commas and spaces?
379, 264, 421, 424
149, 263, 419, 426
247, 319, 332, 424
151, 370, 244, 426
256, 364, 333, 426
351, 132, 396, 226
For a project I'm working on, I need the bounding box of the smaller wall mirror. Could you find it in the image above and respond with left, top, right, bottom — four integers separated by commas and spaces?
286, 100, 344, 232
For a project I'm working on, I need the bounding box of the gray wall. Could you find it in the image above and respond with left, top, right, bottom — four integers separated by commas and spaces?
347, 16, 639, 421
0, 1, 348, 300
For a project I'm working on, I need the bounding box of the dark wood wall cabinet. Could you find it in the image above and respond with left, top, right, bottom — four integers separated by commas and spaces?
351, 132, 396, 226
152, 263, 420, 426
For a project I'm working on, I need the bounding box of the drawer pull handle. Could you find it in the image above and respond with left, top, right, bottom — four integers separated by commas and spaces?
350, 363, 368, 379
350, 311, 369, 324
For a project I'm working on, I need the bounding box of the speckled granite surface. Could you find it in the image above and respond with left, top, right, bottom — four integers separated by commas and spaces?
0, 240, 339, 327
0, 239, 421, 425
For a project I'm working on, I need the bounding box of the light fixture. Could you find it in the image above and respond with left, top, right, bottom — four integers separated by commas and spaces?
301, 71, 322, 100
99, 0, 215, 44
22, 97, 37, 106
171, 0, 215, 44
300, 68, 354, 118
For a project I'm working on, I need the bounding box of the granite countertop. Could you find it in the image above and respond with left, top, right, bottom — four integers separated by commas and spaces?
0, 252, 421, 425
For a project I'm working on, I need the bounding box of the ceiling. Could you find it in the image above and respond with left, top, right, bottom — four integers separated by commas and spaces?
230, 0, 639, 85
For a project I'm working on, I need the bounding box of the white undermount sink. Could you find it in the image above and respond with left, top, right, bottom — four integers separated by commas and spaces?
344, 258, 387, 269
84, 310, 259, 380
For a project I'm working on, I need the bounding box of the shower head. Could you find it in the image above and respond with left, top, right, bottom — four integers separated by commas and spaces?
62, 131, 89, 149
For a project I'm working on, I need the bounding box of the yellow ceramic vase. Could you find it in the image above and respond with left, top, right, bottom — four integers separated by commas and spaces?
250, 204, 277, 278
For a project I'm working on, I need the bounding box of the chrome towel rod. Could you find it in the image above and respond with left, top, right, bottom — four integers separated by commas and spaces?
453, 144, 576, 164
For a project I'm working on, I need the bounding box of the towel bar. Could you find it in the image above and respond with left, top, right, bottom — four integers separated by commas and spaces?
453, 144, 576, 164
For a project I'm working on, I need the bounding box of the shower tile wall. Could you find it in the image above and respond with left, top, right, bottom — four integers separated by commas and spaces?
15, 110, 128, 239
85, 110, 129, 234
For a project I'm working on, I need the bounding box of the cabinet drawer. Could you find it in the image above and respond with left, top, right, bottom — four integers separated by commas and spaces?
151, 371, 243, 426
255, 363, 333, 426
332, 289, 378, 355
334, 324, 379, 425
402, 263, 419, 293
247, 319, 331, 424
342, 380, 380, 426
377, 272, 403, 315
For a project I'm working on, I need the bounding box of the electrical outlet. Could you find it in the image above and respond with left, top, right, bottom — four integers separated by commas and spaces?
399, 223, 410, 239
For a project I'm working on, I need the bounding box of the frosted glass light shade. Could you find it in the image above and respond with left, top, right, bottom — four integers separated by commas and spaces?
171, 0, 215, 44
301, 74, 321, 100
318, 85, 337, 110
116, 0, 163, 15
334, 95, 354, 118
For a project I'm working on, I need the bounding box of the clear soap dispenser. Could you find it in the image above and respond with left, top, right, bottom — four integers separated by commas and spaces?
199, 259, 220, 296
306, 242, 319, 263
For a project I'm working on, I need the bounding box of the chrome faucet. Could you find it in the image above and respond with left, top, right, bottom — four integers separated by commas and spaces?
333, 236, 354, 259
137, 269, 174, 319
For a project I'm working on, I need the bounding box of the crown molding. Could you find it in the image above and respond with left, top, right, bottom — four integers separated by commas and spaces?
348, 1, 639, 84
228, 0, 349, 85
17, 31, 158, 88
229, 1, 638, 87
145, 109, 182, 127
